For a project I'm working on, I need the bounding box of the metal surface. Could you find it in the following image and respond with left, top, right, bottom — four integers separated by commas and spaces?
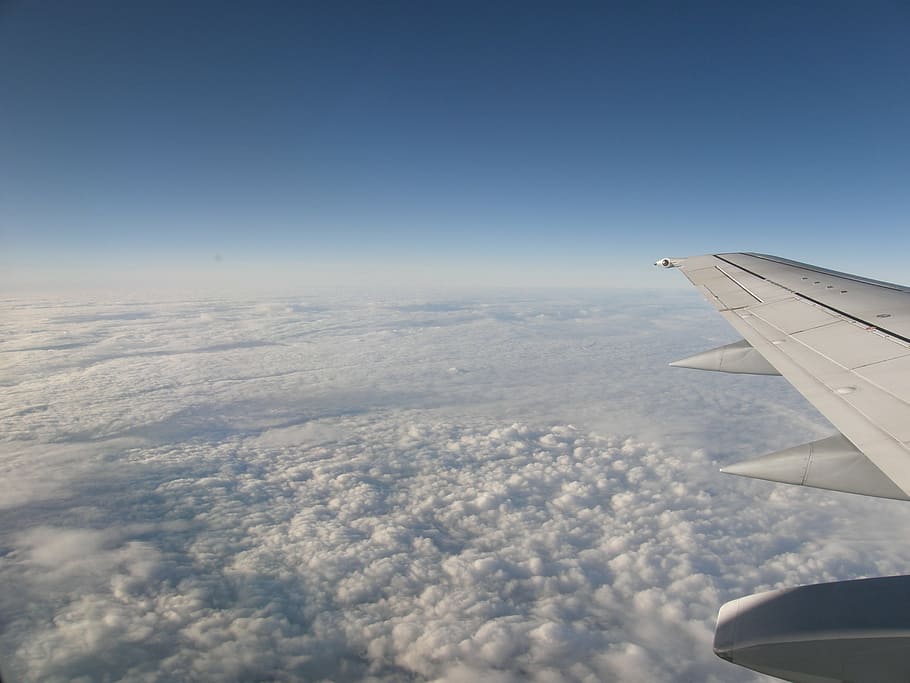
721, 433, 909, 501
662, 253, 910, 498
669, 339, 781, 375
715, 575, 910, 683
659, 253, 910, 682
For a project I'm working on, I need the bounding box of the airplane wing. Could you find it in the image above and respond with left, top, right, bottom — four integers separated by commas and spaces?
658, 252, 910, 501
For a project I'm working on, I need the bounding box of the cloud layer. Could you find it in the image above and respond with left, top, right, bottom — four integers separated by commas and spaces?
3, 290, 909, 682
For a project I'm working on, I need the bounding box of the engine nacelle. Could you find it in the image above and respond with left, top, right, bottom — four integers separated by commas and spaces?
715, 575, 910, 682
655, 257, 678, 268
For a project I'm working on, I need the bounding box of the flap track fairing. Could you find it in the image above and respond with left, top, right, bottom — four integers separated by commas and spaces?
721, 433, 910, 501
669, 339, 780, 376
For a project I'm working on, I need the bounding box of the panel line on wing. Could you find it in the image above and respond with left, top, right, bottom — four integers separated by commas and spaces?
718, 308, 910, 494
791, 293, 910, 346
714, 254, 910, 346
715, 265, 764, 303
743, 252, 910, 293
671, 253, 910, 495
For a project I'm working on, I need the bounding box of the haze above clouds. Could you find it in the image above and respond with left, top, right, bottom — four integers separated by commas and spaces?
4, 289, 910, 682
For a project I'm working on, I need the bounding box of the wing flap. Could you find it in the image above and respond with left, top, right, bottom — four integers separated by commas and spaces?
793, 320, 910, 369
750, 298, 839, 334
858, 355, 910, 403
718, 297, 910, 495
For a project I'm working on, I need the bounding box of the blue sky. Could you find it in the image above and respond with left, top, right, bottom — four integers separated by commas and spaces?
2, 1, 909, 288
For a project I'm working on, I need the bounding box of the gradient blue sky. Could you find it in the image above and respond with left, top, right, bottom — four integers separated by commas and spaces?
2, 1, 909, 289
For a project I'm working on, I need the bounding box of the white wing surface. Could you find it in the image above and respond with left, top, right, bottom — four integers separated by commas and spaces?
660, 252, 910, 501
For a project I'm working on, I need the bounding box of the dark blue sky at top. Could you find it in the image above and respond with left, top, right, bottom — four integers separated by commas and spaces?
2, 1, 909, 286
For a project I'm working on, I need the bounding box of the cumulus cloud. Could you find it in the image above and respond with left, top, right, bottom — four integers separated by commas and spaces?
2, 290, 909, 682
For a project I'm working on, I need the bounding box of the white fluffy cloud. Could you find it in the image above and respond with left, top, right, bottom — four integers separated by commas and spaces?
2, 291, 909, 682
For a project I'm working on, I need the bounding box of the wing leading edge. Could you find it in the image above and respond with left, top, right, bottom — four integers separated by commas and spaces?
660, 252, 910, 501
